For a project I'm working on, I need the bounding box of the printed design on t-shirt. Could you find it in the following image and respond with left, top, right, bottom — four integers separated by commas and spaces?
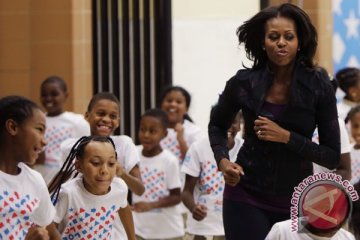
199, 160, 224, 195
160, 135, 182, 161
351, 153, 360, 184
0, 190, 39, 240
62, 205, 117, 240
141, 167, 167, 201
45, 125, 72, 166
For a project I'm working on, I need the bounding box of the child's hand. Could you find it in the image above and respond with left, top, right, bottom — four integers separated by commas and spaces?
174, 123, 185, 141
192, 204, 207, 221
25, 226, 49, 240
131, 201, 153, 212
116, 163, 125, 177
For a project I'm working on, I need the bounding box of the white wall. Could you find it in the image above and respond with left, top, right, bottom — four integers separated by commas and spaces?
172, 0, 259, 133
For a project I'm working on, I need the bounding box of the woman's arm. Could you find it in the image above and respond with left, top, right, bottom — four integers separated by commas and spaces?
335, 152, 351, 181
118, 205, 136, 240
132, 188, 181, 212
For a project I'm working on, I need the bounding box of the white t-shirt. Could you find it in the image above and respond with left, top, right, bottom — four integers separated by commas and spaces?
337, 99, 357, 121
181, 133, 243, 236
33, 111, 90, 184
54, 177, 128, 239
313, 118, 351, 174
160, 119, 203, 163
160, 119, 203, 213
265, 219, 355, 240
350, 147, 360, 184
60, 135, 140, 240
132, 147, 184, 239
0, 162, 56, 240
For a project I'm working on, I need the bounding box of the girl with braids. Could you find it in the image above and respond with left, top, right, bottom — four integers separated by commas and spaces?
59, 92, 144, 239
0, 95, 60, 240
49, 136, 135, 240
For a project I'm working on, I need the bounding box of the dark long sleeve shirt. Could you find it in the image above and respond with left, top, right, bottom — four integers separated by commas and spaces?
208, 62, 340, 195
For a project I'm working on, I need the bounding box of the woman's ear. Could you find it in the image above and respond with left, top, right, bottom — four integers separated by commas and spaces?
5, 119, 18, 136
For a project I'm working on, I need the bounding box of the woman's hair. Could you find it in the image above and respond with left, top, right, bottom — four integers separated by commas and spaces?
345, 105, 360, 124
87, 92, 120, 112
142, 108, 169, 129
159, 85, 194, 122
48, 135, 117, 204
0, 95, 39, 137
350, 181, 360, 239
236, 3, 317, 69
41, 76, 67, 92
336, 67, 360, 95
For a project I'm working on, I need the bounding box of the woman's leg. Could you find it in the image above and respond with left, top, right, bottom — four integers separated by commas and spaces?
223, 199, 278, 240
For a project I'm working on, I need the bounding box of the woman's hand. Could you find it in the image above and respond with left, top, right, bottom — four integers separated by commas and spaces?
254, 116, 290, 143
219, 158, 244, 186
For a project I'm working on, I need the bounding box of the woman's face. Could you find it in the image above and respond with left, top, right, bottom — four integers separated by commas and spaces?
264, 16, 299, 69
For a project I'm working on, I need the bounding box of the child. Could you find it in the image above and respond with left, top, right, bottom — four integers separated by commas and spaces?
0, 95, 60, 240
336, 67, 360, 120
159, 86, 203, 216
132, 108, 184, 239
313, 73, 352, 181
49, 136, 135, 239
159, 86, 203, 162
265, 218, 355, 240
59, 92, 144, 239
345, 105, 360, 184
181, 111, 243, 240
34, 76, 90, 184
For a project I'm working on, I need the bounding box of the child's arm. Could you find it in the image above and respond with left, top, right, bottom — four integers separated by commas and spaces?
25, 223, 60, 240
46, 223, 61, 240
118, 205, 136, 240
174, 123, 188, 160
132, 188, 181, 212
182, 174, 207, 221
116, 164, 145, 195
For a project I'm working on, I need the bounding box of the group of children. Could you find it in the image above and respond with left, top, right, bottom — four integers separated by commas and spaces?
1, 75, 241, 240
2, 68, 360, 240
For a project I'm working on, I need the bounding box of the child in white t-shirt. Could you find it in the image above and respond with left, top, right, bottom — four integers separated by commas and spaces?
34, 76, 90, 184
335, 67, 360, 121
181, 112, 243, 240
266, 218, 355, 240
59, 92, 144, 239
0, 96, 59, 240
159, 86, 203, 216
345, 106, 360, 184
159, 86, 203, 162
49, 136, 135, 239
132, 108, 184, 239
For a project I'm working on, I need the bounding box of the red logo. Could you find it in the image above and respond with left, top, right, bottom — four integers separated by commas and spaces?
300, 182, 350, 231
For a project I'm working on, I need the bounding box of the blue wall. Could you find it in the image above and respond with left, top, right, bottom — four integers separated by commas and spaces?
333, 0, 360, 73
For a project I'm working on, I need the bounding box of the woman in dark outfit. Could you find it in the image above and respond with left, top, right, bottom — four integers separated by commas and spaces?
208, 3, 340, 240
